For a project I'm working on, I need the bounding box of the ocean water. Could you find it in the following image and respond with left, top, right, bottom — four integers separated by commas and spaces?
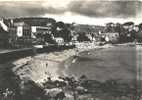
0, 45, 139, 88
65, 45, 137, 83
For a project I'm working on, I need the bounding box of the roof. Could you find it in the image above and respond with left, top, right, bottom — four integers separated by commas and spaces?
13, 22, 28, 26
123, 22, 134, 26
10, 17, 56, 26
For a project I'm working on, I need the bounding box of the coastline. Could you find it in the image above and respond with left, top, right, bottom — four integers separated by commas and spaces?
12, 43, 135, 82
11, 42, 110, 84
0, 42, 137, 87
12, 49, 76, 84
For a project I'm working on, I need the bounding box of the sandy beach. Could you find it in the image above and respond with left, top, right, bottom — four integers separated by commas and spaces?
12, 49, 76, 84
13, 43, 138, 83
0, 43, 138, 88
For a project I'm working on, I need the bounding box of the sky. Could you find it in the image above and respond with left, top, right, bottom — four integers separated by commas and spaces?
0, 0, 142, 25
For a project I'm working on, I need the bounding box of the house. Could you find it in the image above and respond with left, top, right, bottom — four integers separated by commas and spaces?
12, 17, 56, 37
0, 19, 9, 47
101, 32, 119, 43
8, 17, 56, 47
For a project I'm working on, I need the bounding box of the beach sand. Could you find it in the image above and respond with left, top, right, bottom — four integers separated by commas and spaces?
0, 43, 138, 88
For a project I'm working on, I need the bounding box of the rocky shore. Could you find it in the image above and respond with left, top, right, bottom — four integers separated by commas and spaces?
11, 42, 121, 84
1, 42, 137, 84
0, 43, 140, 100
12, 49, 76, 83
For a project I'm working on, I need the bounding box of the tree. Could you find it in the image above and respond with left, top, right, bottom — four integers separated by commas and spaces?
105, 22, 115, 32
54, 21, 72, 42
77, 32, 90, 42
139, 23, 142, 31
123, 22, 134, 26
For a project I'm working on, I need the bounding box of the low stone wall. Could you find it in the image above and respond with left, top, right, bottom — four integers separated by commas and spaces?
0, 45, 75, 64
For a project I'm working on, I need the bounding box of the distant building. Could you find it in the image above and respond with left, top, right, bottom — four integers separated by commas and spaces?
7, 17, 56, 47
101, 32, 119, 43
0, 19, 9, 47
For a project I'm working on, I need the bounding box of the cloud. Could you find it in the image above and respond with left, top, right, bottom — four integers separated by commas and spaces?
68, 0, 142, 18
0, 1, 66, 17
0, 0, 141, 18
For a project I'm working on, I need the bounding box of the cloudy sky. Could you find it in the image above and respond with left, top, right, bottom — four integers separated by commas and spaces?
0, 0, 142, 25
